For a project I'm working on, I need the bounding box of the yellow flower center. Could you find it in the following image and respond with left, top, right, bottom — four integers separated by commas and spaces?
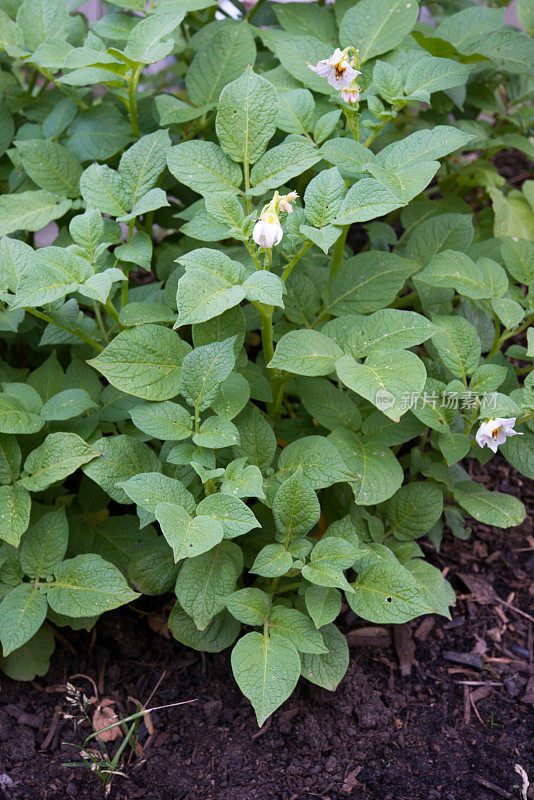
491, 426, 500, 439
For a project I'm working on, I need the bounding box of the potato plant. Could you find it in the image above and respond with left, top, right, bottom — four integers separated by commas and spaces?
0, 0, 532, 725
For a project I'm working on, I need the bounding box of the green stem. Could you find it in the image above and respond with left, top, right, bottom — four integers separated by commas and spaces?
92, 301, 107, 338
245, 0, 265, 21
25, 308, 103, 351
27, 68, 38, 94
243, 158, 252, 215
487, 314, 502, 358
260, 305, 274, 366
281, 242, 312, 283
246, 243, 263, 271
391, 291, 418, 310
329, 224, 350, 279
33, 66, 89, 110
104, 300, 122, 328
128, 64, 143, 138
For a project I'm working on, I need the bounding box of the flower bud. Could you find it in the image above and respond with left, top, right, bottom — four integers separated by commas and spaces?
253, 212, 283, 248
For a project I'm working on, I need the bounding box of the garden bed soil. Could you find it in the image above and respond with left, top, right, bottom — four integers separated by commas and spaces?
0, 455, 532, 800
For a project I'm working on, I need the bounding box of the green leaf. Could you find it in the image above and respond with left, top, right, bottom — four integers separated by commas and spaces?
216, 66, 278, 164
82, 435, 161, 504
341, 309, 436, 357
204, 192, 245, 229
437, 431, 470, 467
0, 9, 26, 57
118, 472, 196, 517
406, 213, 474, 262
19, 508, 68, 580
249, 140, 321, 197
119, 130, 171, 199
453, 481, 525, 529
221, 462, 265, 500
328, 428, 403, 505
0, 395, 43, 435
302, 536, 358, 593
405, 559, 454, 618
502, 431, 534, 481
501, 237, 534, 284
12, 246, 93, 309
66, 105, 132, 162
320, 138, 376, 177
176, 545, 238, 629
404, 57, 471, 96
335, 178, 400, 224
336, 349, 427, 422
88, 325, 191, 401
377, 126, 474, 171
174, 248, 245, 327
196, 493, 259, 539
131, 400, 192, 441
314, 110, 341, 145
0, 584, 47, 657
80, 164, 130, 217
46, 554, 139, 617
242, 271, 285, 308
223, 588, 271, 626
124, 5, 185, 63
300, 623, 349, 690
0, 191, 72, 236
431, 315, 481, 380
0, 625, 54, 681
211, 373, 250, 420
169, 605, 240, 652
435, 6, 504, 53
386, 482, 443, 540
155, 502, 224, 562
261, 30, 332, 94
15, 139, 82, 198
348, 557, 434, 623
0, 435, 21, 485
16, 0, 69, 51
232, 405, 276, 471
179, 337, 236, 412
300, 224, 343, 254
187, 23, 256, 107
41, 389, 96, 421
305, 586, 341, 629
417, 251, 497, 299
193, 415, 239, 448
167, 141, 242, 196
277, 435, 348, 490
250, 544, 293, 578
274, 3, 335, 42
20, 433, 98, 492
304, 168, 345, 228
322, 252, 415, 316
0, 485, 30, 547
128, 538, 178, 596
116, 233, 154, 273
269, 606, 327, 654
277, 88, 314, 135
273, 467, 320, 542
297, 377, 361, 432
269, 330, 342, 376
231, 631, 301, 726
340, 0, 419, 63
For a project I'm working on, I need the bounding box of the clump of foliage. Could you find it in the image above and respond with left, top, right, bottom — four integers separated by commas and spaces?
0, 0, 532, 726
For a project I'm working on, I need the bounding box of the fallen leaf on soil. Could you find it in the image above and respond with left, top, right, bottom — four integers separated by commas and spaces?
93, 702, 122, 742
458, 573, 497, 604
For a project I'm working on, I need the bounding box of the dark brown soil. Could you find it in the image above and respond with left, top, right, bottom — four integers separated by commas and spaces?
1, 457, 533, 800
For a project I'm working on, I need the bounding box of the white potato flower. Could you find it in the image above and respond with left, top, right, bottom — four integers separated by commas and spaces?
253, 212, 283, 248
341, 86, 360, 105
308, 48, 360, 90
475, 417, 523, 453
